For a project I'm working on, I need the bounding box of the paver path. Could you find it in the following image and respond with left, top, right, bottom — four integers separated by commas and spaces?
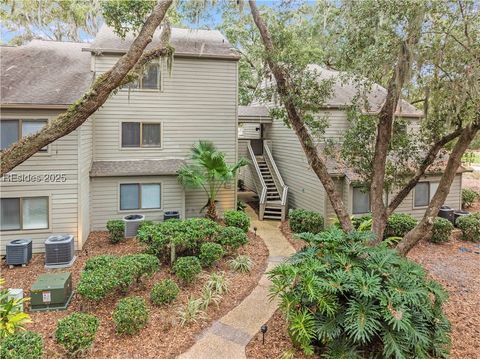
178, 207, 295, 359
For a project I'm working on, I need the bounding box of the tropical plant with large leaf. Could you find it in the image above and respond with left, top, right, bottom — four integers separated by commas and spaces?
0, 278, 31, 338
177, 141, 248, 219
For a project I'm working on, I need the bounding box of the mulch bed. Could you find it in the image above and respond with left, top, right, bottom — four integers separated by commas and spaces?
279, 221, 308, 252
248, 216, 480, 359
1, 230, 269, 359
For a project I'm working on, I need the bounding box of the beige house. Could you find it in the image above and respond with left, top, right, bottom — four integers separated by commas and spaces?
1, 26, 239, 253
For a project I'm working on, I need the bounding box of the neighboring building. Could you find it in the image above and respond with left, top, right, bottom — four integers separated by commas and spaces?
1, 26, 240, 253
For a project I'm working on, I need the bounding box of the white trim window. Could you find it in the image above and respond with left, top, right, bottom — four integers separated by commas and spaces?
0, 197, 49, 231
1, 119, 48, 151
352, 187, 370, 215
120, 183, 161, 211
414, 181, 439, 208
121, 122, 161, 148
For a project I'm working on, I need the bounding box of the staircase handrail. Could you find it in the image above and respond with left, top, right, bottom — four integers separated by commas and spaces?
247, 141, 267, 204
263, 141, 289, 206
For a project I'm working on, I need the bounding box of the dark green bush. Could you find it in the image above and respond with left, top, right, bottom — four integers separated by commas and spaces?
0, 331, 43, 359
269, 228, 451, 358
173, 256, 202, 284
150, 279, 179, 306
55, 313, 99, 356
237, 200, 247, 211
106, 219, 125, 244
456, 212, 480, 242
199, 242, 224, 267
352, 213, 372, 229
288, 208, 324, 234
462, 188, 479, 208
214, 226, 248, 252
137, 218, 220, 260
384, 213, 417, 238
224, 210, 250, 232
113, 296, 149, 335
77, 254, 159, 301
430, 218, 454, 244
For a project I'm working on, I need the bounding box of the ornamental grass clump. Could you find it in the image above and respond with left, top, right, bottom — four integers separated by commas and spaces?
150, 279, 179, 306
113, 296, 149, 335
106, 219, 125, 244
0, 331, 44, 359
430, 217, 454, 244
173, 256, 202, 284
269, 227, 451, 358
55, 313, 99, 357
224, 210, 250, 232
228, 255, 253, 273
456, 212, 480, 242
288, 209, 324, 234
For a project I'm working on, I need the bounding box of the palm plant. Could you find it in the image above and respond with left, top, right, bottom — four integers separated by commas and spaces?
177, 141, 248, 219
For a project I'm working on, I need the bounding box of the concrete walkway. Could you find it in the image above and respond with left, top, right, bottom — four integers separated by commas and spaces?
178, 206, 295, 359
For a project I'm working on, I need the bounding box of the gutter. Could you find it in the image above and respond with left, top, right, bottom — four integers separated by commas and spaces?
1, 103, 69, 110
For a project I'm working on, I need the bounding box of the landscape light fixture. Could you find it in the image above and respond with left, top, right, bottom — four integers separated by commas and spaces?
254, 226, 258, 237
260, 324, 268, 344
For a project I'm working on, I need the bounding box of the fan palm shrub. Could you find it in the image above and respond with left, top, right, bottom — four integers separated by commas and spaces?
269, 228, 451, 358
177, 141, 248, 219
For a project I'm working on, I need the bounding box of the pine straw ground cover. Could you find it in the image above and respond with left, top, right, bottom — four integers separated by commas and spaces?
247, 221, 480, 359
1, 230, 269, 358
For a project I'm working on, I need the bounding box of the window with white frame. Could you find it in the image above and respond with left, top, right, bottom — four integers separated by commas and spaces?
0, 119, 48, 150
120, 183, 161, 210
124, 63, 161, 90
414, 181, 439, 208
121, 122, 161, 148
0, 197, 49, 231
352, 187, 370, 214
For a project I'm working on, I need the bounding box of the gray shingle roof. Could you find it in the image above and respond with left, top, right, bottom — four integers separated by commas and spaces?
89, 25, 240, 60
1, 40, 93, 106
90, 159, 186, 177
238, 105, 270, 119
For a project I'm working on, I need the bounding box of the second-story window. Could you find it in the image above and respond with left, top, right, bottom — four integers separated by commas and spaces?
1, 119, 48, 151
121, 122, 161, 148
125, 63, 161, 90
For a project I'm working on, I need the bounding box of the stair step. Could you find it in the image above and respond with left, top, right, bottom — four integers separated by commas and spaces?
263, 215, 282, 220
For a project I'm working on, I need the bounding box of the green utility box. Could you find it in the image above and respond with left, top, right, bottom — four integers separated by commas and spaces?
30, 272, 73, 312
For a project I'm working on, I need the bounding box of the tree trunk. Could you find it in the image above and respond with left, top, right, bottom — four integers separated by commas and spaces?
249, 0, 353, 232
0, 0, 173, 176
206, 199, 217, 220
396, 121, 479, 255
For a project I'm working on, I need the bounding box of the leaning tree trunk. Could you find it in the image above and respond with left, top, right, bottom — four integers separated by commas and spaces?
249, 0, 353, 232
396, 121, 480, 255
0, 0, 173, 176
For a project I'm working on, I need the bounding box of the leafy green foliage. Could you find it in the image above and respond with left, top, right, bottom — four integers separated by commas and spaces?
199, 242, 224, 267
0, 331, 43, 359
289, 208, 324, 234
0, 278, 31, 338
173, 256, 202, 284
177, 296, 207, 327
113, 297, 149, 335
430, 218, 453, 244
106, 219, 125, 244
228, 255, 253, 273
204, 272, 229, 296
55, 313, 99, 356
269, 228, 451, 357
137, 218, 220, 260
150, 279, 179, 306
101, 0, 155, 38
214, 226, 248, 252
456, 213, 480, 242
77, 254, 159, 301
177, 141, 248, 219
236, 200, 247, 211
385, 213, 417, 238
223, 210, 250, 232
462, 188, 479, 209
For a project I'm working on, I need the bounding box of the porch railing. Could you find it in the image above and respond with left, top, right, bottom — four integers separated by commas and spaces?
247, 141, 267, 219
263, 140, 288, 207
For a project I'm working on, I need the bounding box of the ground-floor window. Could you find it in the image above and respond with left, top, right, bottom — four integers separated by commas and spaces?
352, 187, 370, 214
0, 196, 49, 230
414, 181, 439, 208
120, 183, 161, 210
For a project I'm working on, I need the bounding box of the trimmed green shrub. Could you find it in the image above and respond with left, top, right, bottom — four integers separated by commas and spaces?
173, 256, 202, 284
199, 242, 224, 267
269, 228, 451, 358
113, 296, 149, 335
214, 226, 248, 251
77, 254, 159, 301
150, 279, 179, 306
288, 209, 324, 234
0, 331, 43, 359
384, 213, 417, 238
430, 217, 454, 244
137, 218, 220, 260
224, 210, 250, 232
55, 313, 99, 356
456, 212, 480, 242
106, 219, 125, 244
462, 188, 479, 208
